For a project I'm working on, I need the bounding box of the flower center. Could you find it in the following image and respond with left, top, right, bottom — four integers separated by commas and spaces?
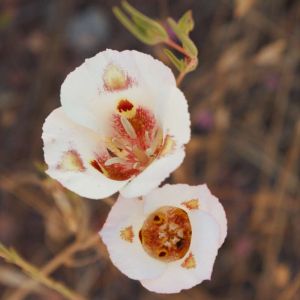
139, 206, 192, 262
91, 99, 175, 181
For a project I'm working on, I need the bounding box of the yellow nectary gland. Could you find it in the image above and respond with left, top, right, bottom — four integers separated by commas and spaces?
139, 206, 192, 262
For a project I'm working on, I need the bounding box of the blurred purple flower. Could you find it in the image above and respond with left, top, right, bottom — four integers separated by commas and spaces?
234, 236, 253, 258
264, 73, 280, 91
194, 110, 214, 132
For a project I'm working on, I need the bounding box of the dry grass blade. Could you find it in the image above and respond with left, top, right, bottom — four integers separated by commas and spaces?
7, 234, 101, 300
0, 243, 86, 300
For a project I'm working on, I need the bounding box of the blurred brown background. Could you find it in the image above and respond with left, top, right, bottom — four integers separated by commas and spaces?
0, 0, 299, 299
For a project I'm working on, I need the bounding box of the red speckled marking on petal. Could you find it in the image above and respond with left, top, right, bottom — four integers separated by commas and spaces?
120, 226, 134, 243
181, 252, 196, 269
57, 150, 85, 172
103, 64, 135, 92
181, 199, 199, 210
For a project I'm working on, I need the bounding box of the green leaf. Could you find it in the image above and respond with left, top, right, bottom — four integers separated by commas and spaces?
131, 15, 167, 43
122, 1, 168, 40
163, 48, 184, 71
178, 10, 194, 34
167, 18, 198, 57
113, 1, 168, 45
113, 7, 152, 44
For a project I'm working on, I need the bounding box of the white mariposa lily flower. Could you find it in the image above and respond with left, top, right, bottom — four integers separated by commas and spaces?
42, 50, 190, 199
100, 184, 227, 293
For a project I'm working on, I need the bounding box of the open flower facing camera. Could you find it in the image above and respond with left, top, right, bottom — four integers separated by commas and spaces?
42, 50, 190, 199
100, 184, 227, 293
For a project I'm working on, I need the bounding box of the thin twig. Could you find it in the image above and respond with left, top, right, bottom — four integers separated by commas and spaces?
0, 244, 85, 300
164, 38, 189, 56
8, 234, 101, 300
164, 38, 197, 86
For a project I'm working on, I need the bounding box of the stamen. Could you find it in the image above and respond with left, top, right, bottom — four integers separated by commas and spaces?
104, 157, 125, 166
120, 116, 137, 139
132, 146, 149, 164
111, 137, 127, 150
105, 138, 126, 158
150, 128, 164, 155
90, 102, 175, 181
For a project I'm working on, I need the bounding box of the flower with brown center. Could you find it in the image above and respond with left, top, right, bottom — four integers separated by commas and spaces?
100, 184, 227, 293
139, 206, 192, 262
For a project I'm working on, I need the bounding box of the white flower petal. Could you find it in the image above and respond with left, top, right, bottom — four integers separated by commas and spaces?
120, 148, 185, 198
141, 211, 220, 293
197, 185, 227, 246
162, 87, 191, 145
62, 79, 157, 136
84, 49, 176, 91
42, 107, 127, 199
100, 195, 166, 280
60, 62, 101, 134
60, 49, 177, 135
143, 184, 227, 246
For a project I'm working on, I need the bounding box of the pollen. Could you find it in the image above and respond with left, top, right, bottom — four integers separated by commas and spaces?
181, 199, 199, 210
103, 64, 133, 92
139, 206, 192, 262
181, 252, 196, 269
57, 150, 85, 172
120, 226, 134, 243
